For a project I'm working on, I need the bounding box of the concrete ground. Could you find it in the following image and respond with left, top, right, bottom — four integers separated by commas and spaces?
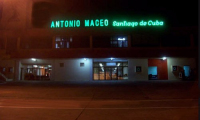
0, 80, 198, 120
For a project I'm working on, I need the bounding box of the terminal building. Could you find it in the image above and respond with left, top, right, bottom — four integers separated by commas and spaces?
0, 0, 198, 81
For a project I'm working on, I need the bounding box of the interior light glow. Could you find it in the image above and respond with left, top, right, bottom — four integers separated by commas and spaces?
162, 57, 167, 60
99, 63, 103, 67
84, 58, 87, 61
110, 58, 114, 60
33, 65, 38, 68
117, 63, 121, 66
31, 58, 36, 61
118, 38, 126, 41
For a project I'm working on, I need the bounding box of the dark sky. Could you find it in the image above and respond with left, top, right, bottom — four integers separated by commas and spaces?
33, 0, 198, 28
89, 0, 198, 27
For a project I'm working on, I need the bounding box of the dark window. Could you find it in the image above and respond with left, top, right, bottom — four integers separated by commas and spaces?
93, 36, 110, 48
161, 34, 190, 47
21, 37, 52, 49
131, 34, 160, 47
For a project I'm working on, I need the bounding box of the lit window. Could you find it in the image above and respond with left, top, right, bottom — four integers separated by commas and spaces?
55, 37, 73, 49
111, 36, 128, 48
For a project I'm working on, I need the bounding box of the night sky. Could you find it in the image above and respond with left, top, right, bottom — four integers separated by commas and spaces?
32, 0, 198, 28
88, 0, 198, 27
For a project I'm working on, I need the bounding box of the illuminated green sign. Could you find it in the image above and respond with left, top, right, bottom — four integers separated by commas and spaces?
113, 20, 164, 27
85, 19, 109, 27
51, 20, 81, 28
50, 19, 164, 28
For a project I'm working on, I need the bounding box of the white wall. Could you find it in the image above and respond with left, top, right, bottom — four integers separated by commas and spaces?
54, 58, 92, 81
167, 58, 196, 80
128, 59, 148, 81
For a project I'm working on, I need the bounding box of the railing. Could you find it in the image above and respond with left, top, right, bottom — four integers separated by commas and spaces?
0, 72, 7, 81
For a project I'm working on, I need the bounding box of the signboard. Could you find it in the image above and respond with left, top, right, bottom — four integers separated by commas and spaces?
50, 19, 164, 28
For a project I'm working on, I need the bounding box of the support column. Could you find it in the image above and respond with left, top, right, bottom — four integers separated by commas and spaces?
190, 34, 194, 47
52, 36, 56, 49
17, 37, 20, 50
128, 35, 131, 48
90, 36, 93, 48
4, 36, 7, 50
14, 60, 20, 81
50, 60, 56, 81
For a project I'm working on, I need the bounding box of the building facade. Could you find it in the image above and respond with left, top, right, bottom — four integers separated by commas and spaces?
0, 0, 198, 81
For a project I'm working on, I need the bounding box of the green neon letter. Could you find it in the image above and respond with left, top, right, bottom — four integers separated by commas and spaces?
160, 21, 164, 25
76, 20, 80, 27
51, 21, 55, 28
148, 20, 152, 26
60, 20, 64, 27
113, 21, 117, 26
69, 20, 73, 27
90, 20, 94, 26
65, 21, 68, 27
95, 19, 99, 26
100, 19, 104, 26
56, 21, 60, 28
104, 19, 108, 26
85, 20, 89, 27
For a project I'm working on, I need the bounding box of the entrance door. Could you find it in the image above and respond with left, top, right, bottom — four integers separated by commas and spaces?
105, 67, 118, 80
93, 61, 128, 80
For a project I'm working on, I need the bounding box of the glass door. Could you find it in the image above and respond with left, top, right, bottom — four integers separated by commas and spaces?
105, 67, 118, 80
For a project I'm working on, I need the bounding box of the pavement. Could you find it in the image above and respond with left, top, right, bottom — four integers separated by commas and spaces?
0, 80, 198, 120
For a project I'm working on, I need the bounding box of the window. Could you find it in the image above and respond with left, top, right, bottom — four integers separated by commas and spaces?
93, 36, 128, 48
132, 34, 160, 47
55, 37, 70, 49
23, 65, 52, 80
55, 36, 90, 48
111, 36, 128, 48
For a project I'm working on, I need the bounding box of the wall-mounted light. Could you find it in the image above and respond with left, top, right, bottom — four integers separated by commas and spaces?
31, 58, 37, 61
162, 57, 167, 60
110, 57, 114, 60
84, 58, 87, 61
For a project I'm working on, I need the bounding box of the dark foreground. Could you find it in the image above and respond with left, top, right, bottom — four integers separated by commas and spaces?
0, 80, 198, 120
